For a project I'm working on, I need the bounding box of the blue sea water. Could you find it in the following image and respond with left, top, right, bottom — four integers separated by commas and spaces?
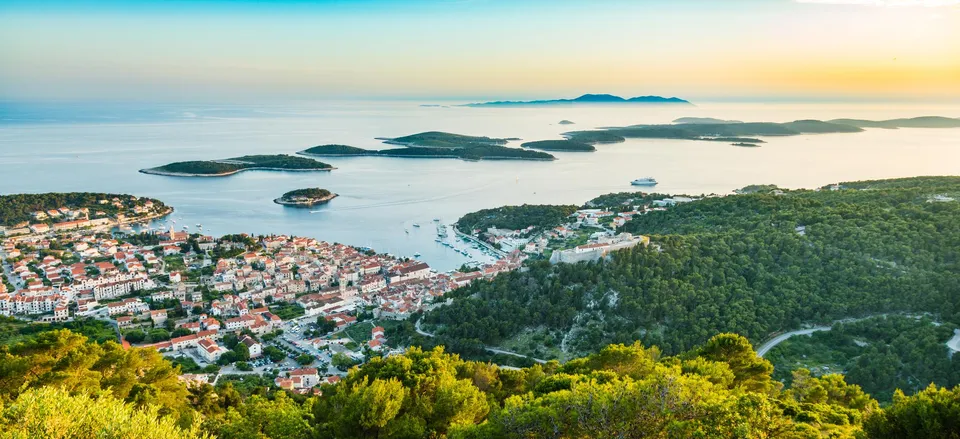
1, 100, 958, 271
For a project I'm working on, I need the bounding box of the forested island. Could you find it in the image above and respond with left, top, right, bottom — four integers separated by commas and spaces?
563, 116, 960, 145
300, 136, 556, 162
140, 155, 335, 177
417, 176, 960, 402
380, 131, 511, 148
520, 140, 596, 152
273, 188, 338, 206
466, 93, 692, 106
0, 192, 170, 227
3, 322, 957, 438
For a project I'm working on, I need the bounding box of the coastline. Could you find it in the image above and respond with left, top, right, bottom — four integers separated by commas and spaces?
139, 166, 336, 177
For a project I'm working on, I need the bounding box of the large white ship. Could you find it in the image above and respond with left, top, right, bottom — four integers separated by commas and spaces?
631, 177, 658, 186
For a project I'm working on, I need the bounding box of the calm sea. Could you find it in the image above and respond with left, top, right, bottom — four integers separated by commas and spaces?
1, 100, 959, 271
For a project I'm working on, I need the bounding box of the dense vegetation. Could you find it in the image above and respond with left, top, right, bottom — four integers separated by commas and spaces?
0, 192, 167, 226
383, 131, 510, 148
302, 144, 556, 161
520, 140, 596, 152
6, 326, 960, 438
564, 117, 960, 146
828, 116, 960, 129
456, 204, 579, 233
276, 188, 336, 205
145, 154, 333, 175
562, 131, 626, 144
0, 316, 118, 345
425, 177, 960, 363
766, 315, 960, 403
583, 191, 673, 210
301, 144, 371, 155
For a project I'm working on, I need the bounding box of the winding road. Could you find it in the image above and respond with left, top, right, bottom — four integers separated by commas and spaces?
756, 314, 960, 358
415, 318, 547, 364
756, 326, 832, 358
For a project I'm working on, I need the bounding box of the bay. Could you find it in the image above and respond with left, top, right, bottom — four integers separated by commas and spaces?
1, 100, 958, 271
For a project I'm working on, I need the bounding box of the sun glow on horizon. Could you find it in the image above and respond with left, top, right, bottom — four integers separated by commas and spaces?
0, 0, 958, 102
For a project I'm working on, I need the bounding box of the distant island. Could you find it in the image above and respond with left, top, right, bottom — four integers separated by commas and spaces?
298, 146, 556, 162
274, 188, 338, 207
379, 131, 513, 149
827, 116, 960, 129
300, 138, 555, 162
732, 142, 761, 148
466, 94, 692, 107
558, 120, 575, 125
520, 140, 596, 152
560, 116, 960, 146
140, 154, 335, 177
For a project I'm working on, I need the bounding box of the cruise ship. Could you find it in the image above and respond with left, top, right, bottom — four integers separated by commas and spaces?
631, 177, 658, 186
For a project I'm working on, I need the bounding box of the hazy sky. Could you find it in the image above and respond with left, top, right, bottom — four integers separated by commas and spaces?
1, 0, 958, 102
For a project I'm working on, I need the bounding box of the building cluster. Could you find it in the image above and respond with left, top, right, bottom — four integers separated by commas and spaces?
0, 233, 162, 320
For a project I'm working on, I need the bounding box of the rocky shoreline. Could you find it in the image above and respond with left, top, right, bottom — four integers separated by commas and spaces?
273, 193, 339, 207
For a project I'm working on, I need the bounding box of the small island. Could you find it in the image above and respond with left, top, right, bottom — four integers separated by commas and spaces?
732, 143, 761, 148
520, 140, 596, 152
274, 188, 338, 207
558, 120, 575, 125
140, 154, 335, 177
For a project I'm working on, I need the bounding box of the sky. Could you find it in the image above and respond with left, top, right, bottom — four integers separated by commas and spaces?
0, 0, 958, 102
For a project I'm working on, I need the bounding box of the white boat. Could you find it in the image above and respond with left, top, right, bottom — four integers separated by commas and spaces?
412, 223, 421, 228
631, 177, 658, 186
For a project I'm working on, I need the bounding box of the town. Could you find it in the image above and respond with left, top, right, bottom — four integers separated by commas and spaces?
0, 193, 673, 394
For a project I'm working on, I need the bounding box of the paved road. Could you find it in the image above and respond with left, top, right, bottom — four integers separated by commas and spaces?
415, 319, 547, 364
756, 313, 952, 358
756, 327, 831, 358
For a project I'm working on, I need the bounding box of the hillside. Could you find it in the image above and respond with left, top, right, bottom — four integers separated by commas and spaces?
456, 204, 579, 233
422, 177, 960, 371
3, 326, 958, 438
0, 192, 168, 226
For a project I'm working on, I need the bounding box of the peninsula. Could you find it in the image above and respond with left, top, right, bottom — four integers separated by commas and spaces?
0, 192, 171, 235
274, 188, 338, 207
465, 93, 692, 107
140, 154, 335, 177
